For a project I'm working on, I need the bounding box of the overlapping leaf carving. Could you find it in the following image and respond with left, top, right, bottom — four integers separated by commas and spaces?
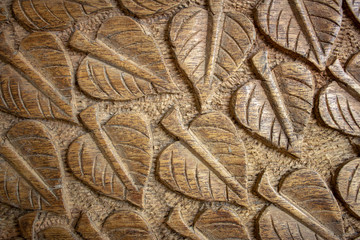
13, 0, 113, 31
120, 0, 185, 17
233, 50, 314, 157
69, 16, 178, 101
168, 205, 249, 240
68, 105, 152, 208
102, 210, 155, 239
170, 0, 255, 112
336, 158, 360, 219
0, 121, 66, 214
257, 169, 344, 240
318, 52, 360, 136
256, 0, 343, 70
346, 0, 360, 24
0, 31, 76, 123
158, 107, 248, 207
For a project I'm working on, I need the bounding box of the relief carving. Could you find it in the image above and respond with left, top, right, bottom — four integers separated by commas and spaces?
167, 204, 250, 240
158, 107, 248, 207
257, 170, 344, 240
0, 31, 76, 123
13, 0, 114, 31
70, 16, 179, 101
170, 0, 255, 112
0, 121, 67, 214
256, 0, 343, 70
317, 52, 360, 136
233, 50, 314, 157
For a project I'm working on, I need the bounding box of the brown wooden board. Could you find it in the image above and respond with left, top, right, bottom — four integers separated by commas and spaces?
1, 0, 360, 239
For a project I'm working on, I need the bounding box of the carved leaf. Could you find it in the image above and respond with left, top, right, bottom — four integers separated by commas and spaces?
70, 16, 178, 101
37, 227, 78, 239
167, 205, 249, 240
13, 0, 113, 31
346, 0, 360, 24
0, 121, 66, 214
256, 0, 342, 70
0, 6, 8, 22
102, 210, 155, 240
233, 50, 314, 157
75, 212, 102, 239
158, 108, 248, 207
318, 52, 360, 136
68, 105, 152, 208
120, 0, 185, 17
336, 158, 360, 218
257, 169, 344, 240
169, 2, 255, 111
0, 32, 76, 123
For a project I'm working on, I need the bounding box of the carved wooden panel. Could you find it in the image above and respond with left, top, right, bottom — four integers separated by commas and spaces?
1, 0, 360, 239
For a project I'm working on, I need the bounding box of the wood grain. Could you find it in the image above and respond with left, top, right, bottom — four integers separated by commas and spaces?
13, 0, 113, 31
256, 0, 342, 70
120, 0, 185, 17
0, 31, 76, 123
102, 210, 155, 239
233, 50, 314, 157
158, 107, 248, 207
170, 0, 255, 112
257, 170, 344, 240
70, 16, 178, 101
0, 121, 66, 214
318, 52, 360, 136
168, 205, 249, 240
68, 104, 152, 208
336, 158, 360, 219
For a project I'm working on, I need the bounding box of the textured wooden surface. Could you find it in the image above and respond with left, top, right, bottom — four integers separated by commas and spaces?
1, 0, 360, 239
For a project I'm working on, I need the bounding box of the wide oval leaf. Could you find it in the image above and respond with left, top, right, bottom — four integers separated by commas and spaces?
13, 0, 113, 31
68, 112, 152, 208
120, 0, 185, 17
257, 169, 344, 240
194, 209, 250, 240
158, 110, 248, 207
256, 0, 342, 70
336, 158, 360, 219
102, 210, 155, 240
71, 16, 178, 101
0, 121, 66, 214
170, 5, 255, 111
318, 52, 360, 136
0, 32, 76, 123
233, 51, 314, 157
346, 0, 360, 24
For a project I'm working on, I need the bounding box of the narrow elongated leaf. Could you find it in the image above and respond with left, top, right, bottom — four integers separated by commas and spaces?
257, 169, 344, 240
120, 0, 185, 17
256, 0, 342, 70
158, 108, 248, 207
70, 16, 178, 101
346, 0, 360, 24
102, 210, 155, 240
0, 32, 76, 123
170, 2, 255, 111
336, 158, 360, 218
318, 52, 360, 136
0, 121, 66, 214
13, 0, 113, 31
233, 51, 314, 157
37, 227, 78, 239
68, 107, 152, 208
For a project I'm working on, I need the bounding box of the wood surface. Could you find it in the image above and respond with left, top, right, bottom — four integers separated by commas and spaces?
0, 0, 360, 239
